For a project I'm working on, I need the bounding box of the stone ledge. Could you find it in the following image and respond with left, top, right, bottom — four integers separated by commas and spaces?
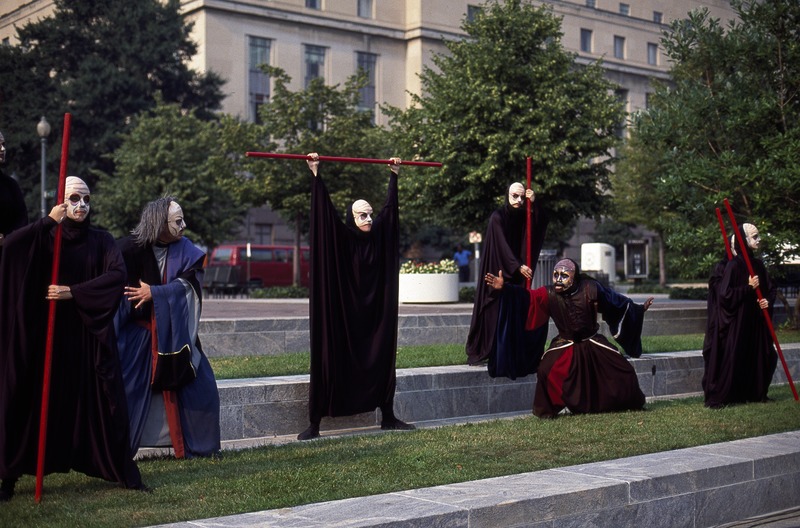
213, 346, 800, 441
151, 430, 800, 528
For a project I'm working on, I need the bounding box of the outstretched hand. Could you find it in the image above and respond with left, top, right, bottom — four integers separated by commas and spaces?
125, 280, 153, 309
389, 157, 401, 175
485, 270, 504, 290
642, 297, 654, 311
307, 152, 319, 177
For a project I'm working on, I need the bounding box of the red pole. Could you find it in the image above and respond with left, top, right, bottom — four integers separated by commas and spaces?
245, 151, 442, 167
525, 157, 532, 289
715, 208, 733, 260
723, 198, 798, 401
35, 113, 71, 502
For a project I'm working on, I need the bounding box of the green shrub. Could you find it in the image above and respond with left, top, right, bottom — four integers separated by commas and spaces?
249, 286, 309, 299
669, 287, 708, 300
459, 286, 475, 303
626, 282, 671, 294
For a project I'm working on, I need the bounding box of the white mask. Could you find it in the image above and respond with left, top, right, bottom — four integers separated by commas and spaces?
743, 223, 760, 250
508, 182, 525, 209
64, 176, 91, 222
159, 201, 186, 243
352, 199, 373, 232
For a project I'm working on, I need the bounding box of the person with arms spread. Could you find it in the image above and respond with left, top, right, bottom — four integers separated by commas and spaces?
485, 258, 653, 418
298, 153, 415, 440
0, 177, 144, 501
115, 197, 220, 458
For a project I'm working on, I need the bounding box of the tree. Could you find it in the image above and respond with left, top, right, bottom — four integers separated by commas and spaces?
619, 0, 800, 280
384, 0, 623, 242
255, 66, 393, 284
95, 101, 265, 250
0, 0, 224, 219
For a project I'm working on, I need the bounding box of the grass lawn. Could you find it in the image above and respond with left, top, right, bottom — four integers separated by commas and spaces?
1, 386, 798, 527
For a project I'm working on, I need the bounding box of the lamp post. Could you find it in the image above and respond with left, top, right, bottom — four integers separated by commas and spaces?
37, 116, 51, 218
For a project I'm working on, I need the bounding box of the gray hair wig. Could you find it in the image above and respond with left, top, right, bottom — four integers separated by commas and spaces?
131, 196, 177, 246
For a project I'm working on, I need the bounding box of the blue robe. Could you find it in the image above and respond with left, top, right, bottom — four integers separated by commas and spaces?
116, 236, 220, 457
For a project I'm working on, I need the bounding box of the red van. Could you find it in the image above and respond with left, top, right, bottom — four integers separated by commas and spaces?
206, 244, 310, 292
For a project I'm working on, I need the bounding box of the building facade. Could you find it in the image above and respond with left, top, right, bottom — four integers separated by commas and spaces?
1, 0, 736, 248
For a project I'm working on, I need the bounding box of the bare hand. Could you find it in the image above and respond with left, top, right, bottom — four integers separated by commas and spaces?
47, 284, 72, 301
748, 275, 760, 290
307, 152, 319, 177
642, 297, 654, 311
485, 270, 504, 290
758, 298, 769, 310
125, 280, 152, 309
525, 189, 535, 201
389, 157, 401, 175
519, 265, 532, 280
49, 203, 68, 224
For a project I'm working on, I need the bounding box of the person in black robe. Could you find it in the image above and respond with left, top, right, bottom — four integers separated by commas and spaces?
297, 153, 415, 441
485, 258, 653, 418
465, 182, 548, 375
0, 177, 144, 502
0, 130, 29, 262
115, 197, 221, 458
702, 223, 777, 408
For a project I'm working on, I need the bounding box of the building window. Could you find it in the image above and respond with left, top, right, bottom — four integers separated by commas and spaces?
614, 35, 625, 59
619, 3, 629, 16
306, 0, 320, 9
467, 5, 483, 22
615, 89, 629, 138
586, 0, 596, 7
248, 37, 271, 123
580, 29, 593, 53
653, 11, 663, 24
647, 43, 658, 65
357, 0, 372, 19
356, 52, 377, 122
254, 223, 273, 245
304, 45, 326, 88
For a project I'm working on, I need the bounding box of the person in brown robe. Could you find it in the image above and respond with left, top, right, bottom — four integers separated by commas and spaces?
486, 258, 653, 418
0, 177, 144, 501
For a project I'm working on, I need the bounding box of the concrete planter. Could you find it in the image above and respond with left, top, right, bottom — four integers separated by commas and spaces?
399, 273, 459, 303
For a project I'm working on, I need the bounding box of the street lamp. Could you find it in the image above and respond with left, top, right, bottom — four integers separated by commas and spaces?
37, 116, 51, 218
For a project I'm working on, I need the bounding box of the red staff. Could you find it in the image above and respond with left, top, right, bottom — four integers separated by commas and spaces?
722, 198, 798, 401
245, 151, 442, 167
526, 156, 532, 289
35, 113, 72, 502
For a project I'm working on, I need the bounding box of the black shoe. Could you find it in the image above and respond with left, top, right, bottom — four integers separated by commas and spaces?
297, 424, 320, 441
381, 419, 416, 431
0, 478, 17, 502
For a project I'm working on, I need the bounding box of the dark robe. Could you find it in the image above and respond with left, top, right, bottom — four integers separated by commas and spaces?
307, 170, 399, 420
702, 250, 777, 407
501, 278, 646, 418
0, 171, 28, 262
115, 236, 220, 457
0, 216, 142, 488
466, 195, 547, 373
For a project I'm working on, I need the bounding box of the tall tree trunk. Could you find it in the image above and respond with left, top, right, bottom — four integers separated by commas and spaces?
658, 233, 667, 287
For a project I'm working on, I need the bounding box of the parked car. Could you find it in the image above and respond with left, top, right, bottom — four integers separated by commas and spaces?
205, 244, 310, 294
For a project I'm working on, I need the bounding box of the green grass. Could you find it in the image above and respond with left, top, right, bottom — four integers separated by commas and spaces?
2, 386, 799, 528
208, 330, 800, 380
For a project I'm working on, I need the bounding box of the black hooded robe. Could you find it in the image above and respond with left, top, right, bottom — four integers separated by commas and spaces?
466, 195, 547, 373
307, 169, 400, 421
703, 251, 777, 407
0, 170, 28, 262
0, 216, 142, 489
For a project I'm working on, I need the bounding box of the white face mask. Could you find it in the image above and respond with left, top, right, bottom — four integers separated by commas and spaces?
743, 223, 760, 250
508, 183, 525, 209
159, 201, 186, 243
352, 199, 373, 232
64, 176, 91, 222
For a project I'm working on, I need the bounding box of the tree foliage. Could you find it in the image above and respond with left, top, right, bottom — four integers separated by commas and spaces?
385, 0, 623, 241
617, 0, 800, 278
95, 102, 266, 249
256, 66, 393, 239
0, 0, 224, 219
